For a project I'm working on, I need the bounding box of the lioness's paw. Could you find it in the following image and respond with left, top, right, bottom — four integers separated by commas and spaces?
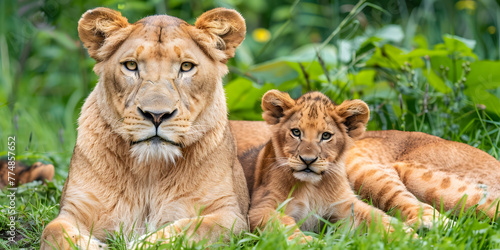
128, 225, 180, 249
128, 233, 172, 249
72, 235, 107, 250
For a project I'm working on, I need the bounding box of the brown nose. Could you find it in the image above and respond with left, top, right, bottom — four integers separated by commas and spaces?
299, 156, 318, 166
138, 107, 177, 128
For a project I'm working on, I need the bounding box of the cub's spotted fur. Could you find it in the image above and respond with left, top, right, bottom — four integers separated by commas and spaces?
231, 92, 500, 229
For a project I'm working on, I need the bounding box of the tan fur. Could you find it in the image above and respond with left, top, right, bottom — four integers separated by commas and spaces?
231, 92, 500, 229
239, 90, 400, 241
230, 120, 272, 155
41, 7, 249, 249
0, 161, 54, 188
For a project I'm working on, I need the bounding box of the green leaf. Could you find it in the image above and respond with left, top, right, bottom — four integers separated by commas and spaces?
287, 61, 325, 81
437, 34, 478, 59
247, 60, 299, 85
353, 69, 376, 87
366, 44, 423, 69
225, 77, 275, 120
406, 48, 448, 58
413, 34, 429, 49
464, 61, 500, 115
464, 87, 500, 115
444, 34, 476, 50
465, 61, 500, 89
365, 45, 403, 69
423, 68, 452, 93
372, 25, 404, 43
284, 44, 338, 64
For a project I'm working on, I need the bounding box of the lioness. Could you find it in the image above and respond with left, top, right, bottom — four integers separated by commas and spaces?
41, 7, 249, 249
238, 90, 402, 240
231, 91, 500, 230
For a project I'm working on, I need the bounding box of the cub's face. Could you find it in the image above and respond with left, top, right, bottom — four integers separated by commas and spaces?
78, 8, 245, 163
261, 91, 370, 183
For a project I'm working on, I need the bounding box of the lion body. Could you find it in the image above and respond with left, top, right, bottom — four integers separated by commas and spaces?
41, 8, 249, 249
231, 97, 500, 228
347, 130, 500, 223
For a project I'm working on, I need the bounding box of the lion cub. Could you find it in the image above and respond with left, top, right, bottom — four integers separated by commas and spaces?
240, 90, 401, 240
234, 91, 500, 230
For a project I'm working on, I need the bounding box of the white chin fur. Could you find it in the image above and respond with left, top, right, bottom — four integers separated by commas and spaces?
293, 172, 322, 184
130, 142, 182, 165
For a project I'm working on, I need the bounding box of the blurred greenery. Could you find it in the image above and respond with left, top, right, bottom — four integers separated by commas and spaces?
1, 0, 500, 248
1, 0, 500, 165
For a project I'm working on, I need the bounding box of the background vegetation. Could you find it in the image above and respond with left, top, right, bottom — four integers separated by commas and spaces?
1, 0, 499, 248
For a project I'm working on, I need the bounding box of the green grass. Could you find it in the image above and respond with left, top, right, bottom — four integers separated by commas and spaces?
1, 179, 500, 249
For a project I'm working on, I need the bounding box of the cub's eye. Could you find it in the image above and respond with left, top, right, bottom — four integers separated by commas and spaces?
180, 62, 194, 72
321, 132, 332, 141
124, 61, 138, 71
291, 129, 301, 137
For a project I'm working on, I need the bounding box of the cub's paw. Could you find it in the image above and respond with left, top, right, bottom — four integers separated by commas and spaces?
407, 212, 452, 230
287, 230, 313, 244
403, 226, 419, 239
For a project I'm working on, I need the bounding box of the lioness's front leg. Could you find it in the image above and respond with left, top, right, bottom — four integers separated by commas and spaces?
137, 209, 247, 246
40, 215, 106, 250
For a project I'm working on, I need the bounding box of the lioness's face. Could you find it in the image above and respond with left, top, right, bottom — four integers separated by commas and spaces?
78, 8, 245, 163
111, 19, 223, 163
261, 91, 369, 183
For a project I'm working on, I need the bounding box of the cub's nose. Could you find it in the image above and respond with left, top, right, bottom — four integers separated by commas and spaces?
138, 107, 177, 128
299, 156, 318, 166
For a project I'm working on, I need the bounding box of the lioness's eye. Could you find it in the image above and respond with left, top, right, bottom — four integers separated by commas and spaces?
124, 61, 138, 71
180, 62, 194, 72
291, 129, 301, 137
321, 132, 332, 141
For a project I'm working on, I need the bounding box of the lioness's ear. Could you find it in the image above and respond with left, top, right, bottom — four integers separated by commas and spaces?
261, 90, 295, 125
335, 100, 370, 138
78, 7, 130, 61
194, 8, 246, 63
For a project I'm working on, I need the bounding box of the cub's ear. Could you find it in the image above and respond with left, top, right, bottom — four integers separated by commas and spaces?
78, 7, 130, 61
194, 8, 246, 63
335, 100, 370, 139
261, 90, 295, 125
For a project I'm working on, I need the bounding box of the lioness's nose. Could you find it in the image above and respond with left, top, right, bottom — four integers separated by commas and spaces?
138, 107, 177, 128
299, 156, 318, 166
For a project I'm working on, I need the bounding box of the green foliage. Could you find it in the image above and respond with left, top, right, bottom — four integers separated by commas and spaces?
227, 2, 500, 158
0, 180, 63, 248
1, 0, 500, 249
